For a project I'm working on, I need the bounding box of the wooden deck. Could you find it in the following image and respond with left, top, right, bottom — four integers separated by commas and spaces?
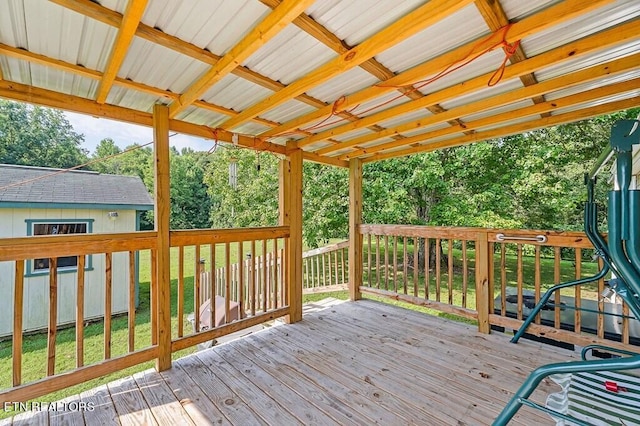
2, 299, 579, 425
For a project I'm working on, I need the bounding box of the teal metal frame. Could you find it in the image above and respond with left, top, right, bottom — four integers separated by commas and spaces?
493, 119, 640, 425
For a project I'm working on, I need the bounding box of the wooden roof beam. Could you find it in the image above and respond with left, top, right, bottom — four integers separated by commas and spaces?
343, 77, 640, 160
49, 0, 334, 113
320, 51, 640, 156
0, 79, 286, 155
309, 19, 640, 155
474, 0, 548, 113
218, 0, 475, 131
95, 0, 148, 104
168, 0, 314, 118
363, 95, 640, 163
0, 43, 279, 130
260, 0, 616, 139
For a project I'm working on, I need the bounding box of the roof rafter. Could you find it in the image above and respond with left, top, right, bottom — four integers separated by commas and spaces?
363, 95, 640, 163
260, 0, 616, 140
0, 79, 285, 154
344, 77, 640, 160
168, 0, 315, 118
218, 0, 475, 131
95, 0, 148, 104
474, 0, 547, 111
304, 16, 639, 153
320, 51, 640, 156
0, 42, 280, 130
49, 0, 335, 113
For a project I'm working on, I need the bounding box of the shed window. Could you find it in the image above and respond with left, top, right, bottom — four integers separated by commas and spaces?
32, 222, 88, 271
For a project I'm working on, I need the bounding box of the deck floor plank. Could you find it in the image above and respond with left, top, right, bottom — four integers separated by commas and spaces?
131, 370, 195, 426
80, 384, 120, 425
49, 395, 85, 426
159, 359, 233, 426
195, 349, 303, 425
107, 376, 158, 426
4, 299, 583, 425
222, 339, 368, 425
170, 355, 267, 425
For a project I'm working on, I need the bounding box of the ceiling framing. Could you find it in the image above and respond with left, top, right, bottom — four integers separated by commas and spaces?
0, 0, 638, 168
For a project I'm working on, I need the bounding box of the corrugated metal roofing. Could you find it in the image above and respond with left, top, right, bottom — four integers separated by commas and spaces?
0, 0, 638, 165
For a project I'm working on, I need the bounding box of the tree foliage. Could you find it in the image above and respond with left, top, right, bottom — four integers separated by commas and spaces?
0, 100, 88, 168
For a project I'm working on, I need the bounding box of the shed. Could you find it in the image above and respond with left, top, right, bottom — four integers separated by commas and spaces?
0, 164, 154, 337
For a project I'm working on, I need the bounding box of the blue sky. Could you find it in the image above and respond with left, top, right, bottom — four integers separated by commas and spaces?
64, 111, 214, 154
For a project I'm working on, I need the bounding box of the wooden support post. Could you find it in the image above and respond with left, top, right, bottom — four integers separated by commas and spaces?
153, 104, 172, 371
475, 231, 491, 334
349, 158, 363, 300
283, 145, 303, 323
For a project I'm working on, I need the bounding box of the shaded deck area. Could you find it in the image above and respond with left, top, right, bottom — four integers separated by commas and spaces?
2, 299, 578, 425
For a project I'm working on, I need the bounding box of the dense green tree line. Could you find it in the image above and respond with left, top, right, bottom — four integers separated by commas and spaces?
1, 99, 638, 245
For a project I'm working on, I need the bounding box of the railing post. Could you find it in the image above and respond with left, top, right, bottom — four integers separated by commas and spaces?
349, 158, 363, 300
153, 104, 172, 371
475, 231, 491, 334
284, 143, 303, 323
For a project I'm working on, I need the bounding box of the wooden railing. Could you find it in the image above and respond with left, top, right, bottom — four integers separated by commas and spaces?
302, 240, 348, 293
0, 226, 290, 403
0, 232, 159, 403
359, 224, 638, 351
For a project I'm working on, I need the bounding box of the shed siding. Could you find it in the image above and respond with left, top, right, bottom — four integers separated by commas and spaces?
0, 208, 138, 337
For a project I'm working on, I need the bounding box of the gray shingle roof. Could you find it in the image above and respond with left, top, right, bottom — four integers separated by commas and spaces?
0, 164, 154, 210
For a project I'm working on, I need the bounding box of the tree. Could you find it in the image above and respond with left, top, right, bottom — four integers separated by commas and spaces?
0, 100, 88, 168
92, 138, 122, 174
170, 148, 212, 229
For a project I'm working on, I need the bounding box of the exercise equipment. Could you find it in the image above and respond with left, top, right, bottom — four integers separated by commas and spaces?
494, 119, 640, 425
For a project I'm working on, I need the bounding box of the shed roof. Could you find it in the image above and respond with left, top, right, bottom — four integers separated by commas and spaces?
0, 164, 154, 210
0, 0, 638, 167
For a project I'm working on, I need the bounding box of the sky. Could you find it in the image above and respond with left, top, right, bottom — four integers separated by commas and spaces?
64, 111, 215, 154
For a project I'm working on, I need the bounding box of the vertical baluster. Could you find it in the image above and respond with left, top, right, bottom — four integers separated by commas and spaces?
462, 241, 468, 308
238, 242, 244, 317
500, 243, 506, 316
210, 244, 216, 329
262, 240, 268, 313
272, 240, 277, 309
425, 238, 430, 300
279, 247, 284, 308
77, 255, 86, 365
622, 301, 630, 344
194, 245, 202, 332
367, 234, 372, 288
554, 247, 561, 328
341, 247, 346, 285
250, 241, 256, 317
376, 235, 381, 288
178, 246, 185, 337
13, 260, 24, 386
597, 257, 605, 339
488, 241, 494, 312
328, 249, 334, 287
384, 235, 389, 290
105, 253, 112, 359
284, 239, 289, 306
151, 250, 158, 345
321, 252, 326, 288
435, 238, 441, 302
534, 245, 541, 325
311, 254, 316, 288
447, 239, 453, 305
413, 237, 419, 297
574, 247, 581, 333
403, 236, 408, 295
516, 244, 523, 320
47, 258, 57, 376
393, 236, 398, 293
225, 243, 231, 323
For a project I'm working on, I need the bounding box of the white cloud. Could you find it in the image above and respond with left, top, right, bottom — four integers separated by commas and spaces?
64, 111, 215, 153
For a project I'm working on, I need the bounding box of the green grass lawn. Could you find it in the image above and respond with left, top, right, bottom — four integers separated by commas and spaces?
0, 238, 604, 419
